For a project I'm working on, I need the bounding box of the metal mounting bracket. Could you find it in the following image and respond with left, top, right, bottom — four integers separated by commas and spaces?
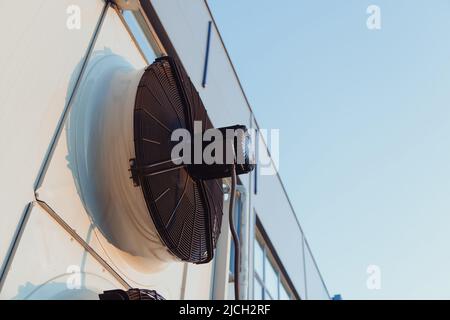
112, 0, 140, 11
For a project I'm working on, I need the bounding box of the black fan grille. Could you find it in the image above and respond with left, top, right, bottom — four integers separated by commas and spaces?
99, 289, 166, 300
133, 57, 223, 263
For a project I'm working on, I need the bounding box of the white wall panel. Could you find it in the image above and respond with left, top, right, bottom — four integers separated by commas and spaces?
34, 7, 212, 299
252, 140, 307, 298
183, 263, 214, 299
304, 242, 330, 300
150, 0, 252, 129
0, 204, 126, 300
0, 0, 104, 275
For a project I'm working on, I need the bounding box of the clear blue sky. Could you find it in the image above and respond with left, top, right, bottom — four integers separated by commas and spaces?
208, 0, 450, 299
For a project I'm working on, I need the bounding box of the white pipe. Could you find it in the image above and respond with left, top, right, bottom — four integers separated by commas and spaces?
236, 185, 249, 300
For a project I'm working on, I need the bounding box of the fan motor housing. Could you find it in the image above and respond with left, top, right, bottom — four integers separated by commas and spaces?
187, 124, 255, 180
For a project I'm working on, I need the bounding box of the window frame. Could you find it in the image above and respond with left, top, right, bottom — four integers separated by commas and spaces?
253, 226, 297, 300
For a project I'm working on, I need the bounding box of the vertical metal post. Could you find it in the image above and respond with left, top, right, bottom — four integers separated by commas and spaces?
202, 21, 213, 88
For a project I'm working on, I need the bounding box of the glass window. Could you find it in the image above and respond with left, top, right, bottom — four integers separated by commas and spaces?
122, 10, 158, 62
265, 259, 279, 299
264, 290, 273, 300
253, 277, 263, 300
254, 239, 264, 278
253, 230, 295, 300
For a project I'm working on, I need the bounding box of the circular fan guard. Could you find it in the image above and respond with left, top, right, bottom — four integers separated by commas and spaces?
132, 57, 224, 263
